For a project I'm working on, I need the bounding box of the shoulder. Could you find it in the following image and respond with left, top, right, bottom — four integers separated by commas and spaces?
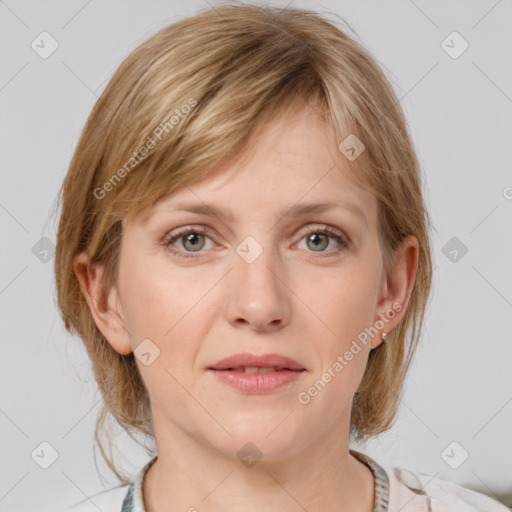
64, 484, 131, 512
383, 464, 509, 512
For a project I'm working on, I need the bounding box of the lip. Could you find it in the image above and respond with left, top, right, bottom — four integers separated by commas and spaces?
207, 352, 306, 394
208, 352, 305, 371
209, 369, 304, 393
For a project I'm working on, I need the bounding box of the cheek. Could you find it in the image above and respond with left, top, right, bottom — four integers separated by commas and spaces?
119, 261, 218, 372
333, 285, 377, 345
302, 264, 380, 347
118, 253, 200, 336
121, 267, 213, 406
118, 270, 171, 340
298, 275, 376, 412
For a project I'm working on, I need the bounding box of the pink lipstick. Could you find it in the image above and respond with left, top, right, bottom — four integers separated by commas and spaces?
208, 352, 306, 393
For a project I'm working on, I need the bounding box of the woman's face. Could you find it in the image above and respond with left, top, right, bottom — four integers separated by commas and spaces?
86, 105, 415, 462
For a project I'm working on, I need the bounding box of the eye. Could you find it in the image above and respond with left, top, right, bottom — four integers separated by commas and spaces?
162, 224, 350, 259
296, 226, 350, 255
162, 226, 215, 259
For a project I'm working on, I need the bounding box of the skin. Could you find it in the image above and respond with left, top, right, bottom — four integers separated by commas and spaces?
74, 104, 418, 512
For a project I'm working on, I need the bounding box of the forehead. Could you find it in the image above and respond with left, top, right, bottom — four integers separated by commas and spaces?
131, 105, 375, 228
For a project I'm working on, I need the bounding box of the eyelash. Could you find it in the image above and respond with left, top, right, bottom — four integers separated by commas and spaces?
161, 225, 350, 259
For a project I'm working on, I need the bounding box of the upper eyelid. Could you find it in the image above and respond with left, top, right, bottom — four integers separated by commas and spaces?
163, 223, 349, 247
165, 222, 344, 237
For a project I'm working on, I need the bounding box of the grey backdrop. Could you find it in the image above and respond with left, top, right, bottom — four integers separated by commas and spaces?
1, 0, 511, 511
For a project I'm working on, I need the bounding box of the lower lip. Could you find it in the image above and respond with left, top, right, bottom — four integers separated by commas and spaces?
208, 369, 304, 393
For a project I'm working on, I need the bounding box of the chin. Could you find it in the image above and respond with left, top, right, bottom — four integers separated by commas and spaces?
213, 419, 305, 461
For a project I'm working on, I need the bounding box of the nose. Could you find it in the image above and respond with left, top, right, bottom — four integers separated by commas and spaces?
223, 241, 292, 332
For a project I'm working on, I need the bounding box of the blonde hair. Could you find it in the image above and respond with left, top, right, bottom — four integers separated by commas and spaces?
53, 3, 434, 483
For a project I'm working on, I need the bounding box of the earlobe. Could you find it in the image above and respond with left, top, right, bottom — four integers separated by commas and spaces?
372, 236, 419, 348
72, 251, 133, 355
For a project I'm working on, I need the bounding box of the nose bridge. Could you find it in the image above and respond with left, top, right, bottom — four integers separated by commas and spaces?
226, 231, 291, 328
235, 232, 282, 296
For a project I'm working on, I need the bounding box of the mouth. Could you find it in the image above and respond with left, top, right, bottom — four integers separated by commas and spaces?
207, 353, 306, 393
214, 366, 304, 373
208, 367, 305, 393
208, 352, 306, 372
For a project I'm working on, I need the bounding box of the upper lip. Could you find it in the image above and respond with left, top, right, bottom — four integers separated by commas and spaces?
209, 353, 306, 371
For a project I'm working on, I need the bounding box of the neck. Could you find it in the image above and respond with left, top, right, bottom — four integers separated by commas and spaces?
142, 414, 374, 512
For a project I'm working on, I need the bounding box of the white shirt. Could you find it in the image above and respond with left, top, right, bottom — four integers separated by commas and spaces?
64, 449, 509, 511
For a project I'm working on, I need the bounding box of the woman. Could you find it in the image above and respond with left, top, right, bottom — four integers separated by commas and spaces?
55, 4, 508, 511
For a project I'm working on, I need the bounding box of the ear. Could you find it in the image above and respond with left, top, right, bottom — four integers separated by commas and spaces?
72, 251, 133, 355
371, 235, 419, 349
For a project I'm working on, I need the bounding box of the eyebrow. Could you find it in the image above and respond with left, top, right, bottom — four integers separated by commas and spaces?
150, 200, 368, 227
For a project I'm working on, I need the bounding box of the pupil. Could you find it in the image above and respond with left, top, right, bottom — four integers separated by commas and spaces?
309, 233, 327, 251
184, 233, 204, 251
